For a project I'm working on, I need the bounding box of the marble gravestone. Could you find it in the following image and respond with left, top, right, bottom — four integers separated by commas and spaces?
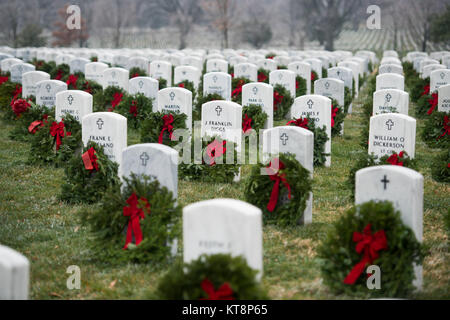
314, 78, 345, 107
183, 199, 263, 279
368, 113, 416, 159
35, 80, 68, 108
0, 245, 30, 300
157, 87, 192, 131
22, 71, 50, 98
150, 60, 173, 87
121, 143, 178, 198
430, 69, 450, 93
173, 65, 201, 89
0, 58, 22, 72
269, 70, 296, 98
127, 56, 150, 73
338, 61, 359, 96
10, 63, 35, 84
257, 58, 277, 72
378, 64, 403, 75
206, 58, 228, 73
373, 89, 409, 115
180, 56, 203, 71
242, 82, 273, 129
328, 66, 354, 112
304, 58, 323, 79
82, 112, 127, 166
203, 72, 232, 101
102, 67, 129, 91
201, 100, 242, 151
376, 74, 405, 91
288, 61, 312, 95
234, 63, 258, 82
129, 76, 158, 102
355, 165, 423, 290
421, 64, 446, 80
69, 58, 90, 74
438, 84, 450, 113
262, 126, 314, 224
85, 62, 109, 85
291, 95, 332, 167
55, 90, 93, 122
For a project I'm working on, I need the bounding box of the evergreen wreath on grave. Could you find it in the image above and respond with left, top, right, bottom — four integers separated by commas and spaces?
27, 113, 82, 166
34, 60, 55, 74
322, 67, 328, 78
155, 254, 268, 300
129, 67, 148, 78
175, 80, 196, 101
59, 141, 120, 204
331, 98, 345, 137
50, 63, 70, 80
318, 200, 423, 298
179, 136, 240, 183
0, 81, 21, 113
158, 78, 167, 90
63, 73, 85, 90
140, 111, 187, 148
286, 116, 329, 167
421, 111, 450, 149
115, 93, 153, 129
81, 173, 181, 264
4, 95, 29, 122
344, 86, 352, 114
410, 77, 429, 103
8, 102, 52, 142
295, 76, 307, 97
277, 65, 287, 70
93, 86, 126, 112
242, 104, 268, 133
415, 91, 437, 118
431, 148, 450, 184
193, 92, 224, 120
273, 84, 293, 121
365, 76, 375, 97
311, 71, 318, 89
244, 153, 312, 227
231, 77, 250, 103
347, 151, 417, 199
80, 79, 103, 96
265, 53, 276, 59
257, 68, 269, 83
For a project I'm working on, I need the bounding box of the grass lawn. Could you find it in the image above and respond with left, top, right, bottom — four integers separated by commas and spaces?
0, 81, 448, 300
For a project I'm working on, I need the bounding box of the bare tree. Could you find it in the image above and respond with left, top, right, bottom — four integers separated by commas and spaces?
202, 0, 239, 49
0, 0, 23, 48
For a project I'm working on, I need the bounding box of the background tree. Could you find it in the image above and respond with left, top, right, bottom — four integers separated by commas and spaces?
430, 5, 450, 45
17, 24, 46, 47
52, 4, 89, 47
0, 0, 23, 48
202, 0, 239, 48
241, 19, 272, 49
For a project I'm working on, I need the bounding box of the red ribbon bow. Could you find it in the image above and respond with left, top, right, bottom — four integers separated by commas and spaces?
200, 278, 234, 300
0, 76, 9, 85
55, 69, 63, 80
132, 73, 139, 78
83, 81, 92, 94
11, 99, 30, 117
82, 147, 99, 171
311, 71, 316, 82
206, 140, 227, 166
10, 85, 22, 105
50, 121, 71, 150
331, 104, 339, 128
258, 72, 267, 82
273, 90, 284, 111
242, 114, 252, 133
111, 92, 123, 110
158, 114, 174, 144
129, 100, 138, 118
178, 82, 185, 88
386, 151, 404, 166
286, 117, 309, 129
28, 115, 48, 134
421, 84, 430, 97
123, 193, 150, 250
438, 116, 449, 140
344, 224, 388, 285
232, 80, 245, 98
427, 92, 438, 115
66, 74, 78, 89
265, 158, 291, 212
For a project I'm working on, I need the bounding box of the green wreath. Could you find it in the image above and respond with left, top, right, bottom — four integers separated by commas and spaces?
231, 77, 250, 103
244, 153, 312, 227
344, 86, 352, 114
0, 81, 21, 113
140, 111, 187, 148
366, 76, 375, 97
286, 116, 329, 167
8, 102, 52, 142
257, 68, 269, 83
415, 94, 433, 118
179, 136, 240, 183
273, 84, 293, 121
311, 71, 319, 92
59, 141, 119, 204
81, 79, 103, 96
158, 78, 167, 90
409, 77, 429, 103
322, 67, 328, 78
33, 60, 55, 74
431, 148, 450, 183
318, 200, 423, 298
50, 63, 70, 80
193, 93, 224, 120
129, 67, 148, 78
348, 151, 417, 199
277, 65, 287, 70
155, 254, 267, 300
115, 93, 153, 129
93, 86, 127, 112
81, 173, 181, 264
331, 99, 345, 137
242, 104, 268, 132
421, 111, 450, 149
295, 76, 307, 97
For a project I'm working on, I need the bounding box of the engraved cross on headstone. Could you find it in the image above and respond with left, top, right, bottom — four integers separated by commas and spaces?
385, 93, 392, 103
307, 99, 314, 109
96, 118, 104, 130
381, 175, 390, 190
252, 86, 258, 95
280, 133, 289, 145
46, 84, 51, 93
215, 106, 222, 116
170, 91, 175, 101
140, 152, 149, 166
386, 119, 394, 130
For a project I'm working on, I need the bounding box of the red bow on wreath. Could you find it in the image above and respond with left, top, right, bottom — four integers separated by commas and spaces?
66, 74, 78, 89
273, 90, 284, 111
11, 99, 30, 117
129, 100, 138, 118
50, 120, 71, 150
10, 85, 22, 105
232, 80, 245, 99
178, 82, 185, 88
265, 158, 291, 212
438, 116, 449, 140
421, 84, 430, 97
158, 114, 174, 144
0, 76, 9, 85
311, 71, 316, 82
83, 81, 92, 94
206, 139, 227, 166
28, 115, 48, 134
331, 104, 339, 128
344, 224, 388, 285
81, 147, 99, 171
258, 72, 267, 82
200, 278, 234, 300
242, 114, 252, 133
123, 193, 150, 250
111, 92, 123, 110
386, 151, 404, 166
55, 69, 63, 80
427, 92, 438, 115
132, 73, 140, 78
286, 117, 308, 129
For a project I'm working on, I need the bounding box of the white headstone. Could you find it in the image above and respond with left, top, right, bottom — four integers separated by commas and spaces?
203, 72, 232, 101
0, 58, 22, 72
102, 67, 129, 91
10, 63, 35, 84
438, 84, 450, 113
150, 60, 173, 87
129, 76, 159, 102
269, 69, 296, 98
55, 90, 93, 122
288, 61, 312, 95
373, 89, 409, 115
174, 65, 200, 89
378, 64, 403, 75
376, 74, 405, 91
314, 78, 345, 107
206, 58, 228, 73
22, 71, 50, 98
85, 62, 108, 85
157, 87, 192, 131
430, 69, 450, 93
234, 62, 258, 82
36, 80, 68, 107
242, 82, 273, 129
69, 58, 90, 74
0, 245, 29, 300
257, 59, 277, 72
